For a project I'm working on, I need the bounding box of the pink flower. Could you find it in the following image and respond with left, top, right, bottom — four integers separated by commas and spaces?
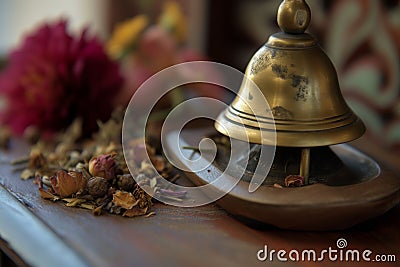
0, 20, 123, 136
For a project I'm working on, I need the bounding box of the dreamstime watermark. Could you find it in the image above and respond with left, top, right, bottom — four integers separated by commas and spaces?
122, 61, 276, 207
257, 238, 397, 263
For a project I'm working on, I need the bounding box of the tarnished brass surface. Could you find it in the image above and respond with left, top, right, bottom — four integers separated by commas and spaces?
215, 0, 365, 147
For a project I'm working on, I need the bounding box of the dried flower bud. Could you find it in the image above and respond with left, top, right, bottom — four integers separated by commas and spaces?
87, 177, 109, 198
50, 170, 87, 197
117, 174, 135, 191
88, 154, 117, 180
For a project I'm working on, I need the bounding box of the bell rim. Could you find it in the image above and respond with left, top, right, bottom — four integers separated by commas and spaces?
215, 110, 366, 147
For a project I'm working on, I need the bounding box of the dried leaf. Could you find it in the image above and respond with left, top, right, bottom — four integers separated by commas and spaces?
122, 206, 148, 217
79, 203, 96, 210
20, 169, 35, 180
51, 170, 88, 197
149, 177, 157, 188
11, 156, 29, 165
112, 190, 139, 209
61, 198, 76, 203
64, 198, 85, 207
93, 205, 103, 216
39, 188, 59, 201
144, 211, 156, 218
140, 185, 155, 197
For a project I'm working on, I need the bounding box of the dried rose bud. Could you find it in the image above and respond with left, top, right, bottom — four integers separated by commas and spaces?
88, 154, 117, 180
87, 177, 109, 198
117, 174, 135, 191
50, 170, 87, 197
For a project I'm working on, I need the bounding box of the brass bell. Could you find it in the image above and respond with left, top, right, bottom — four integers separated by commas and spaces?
215, 0, 365, 182
162, 0, 400, 230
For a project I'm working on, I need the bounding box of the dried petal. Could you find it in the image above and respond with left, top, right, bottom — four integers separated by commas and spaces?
20, 169, 35, 180
112, 190, 139, 209
122, 206, 148, 217
65, 198, 85, 207
144, 211, 156, 218
79, 203, 97, 210
50, 170, 88, 197
284, 175, 304, 187
39, 188, 59, 201
93, 205, 103, 216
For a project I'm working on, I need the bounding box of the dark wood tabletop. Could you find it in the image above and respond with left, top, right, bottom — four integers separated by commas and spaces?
0, 137, 399, 267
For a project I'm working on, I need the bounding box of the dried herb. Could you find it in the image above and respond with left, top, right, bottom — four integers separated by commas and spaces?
15, 108, 187, 218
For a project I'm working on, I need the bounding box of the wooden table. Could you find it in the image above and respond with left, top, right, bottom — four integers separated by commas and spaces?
0, 138, 399, 267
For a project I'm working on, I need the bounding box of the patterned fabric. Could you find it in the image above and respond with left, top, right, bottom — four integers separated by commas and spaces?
308, 0, 400, 149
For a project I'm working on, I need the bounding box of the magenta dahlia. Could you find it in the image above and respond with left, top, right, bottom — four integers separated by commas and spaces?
0, 20, 123, 136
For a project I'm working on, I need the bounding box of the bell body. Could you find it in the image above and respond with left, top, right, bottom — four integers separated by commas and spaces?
215, 0, 365, 147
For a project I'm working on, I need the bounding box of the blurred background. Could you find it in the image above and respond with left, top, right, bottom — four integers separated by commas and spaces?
0, 0, 399, 150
